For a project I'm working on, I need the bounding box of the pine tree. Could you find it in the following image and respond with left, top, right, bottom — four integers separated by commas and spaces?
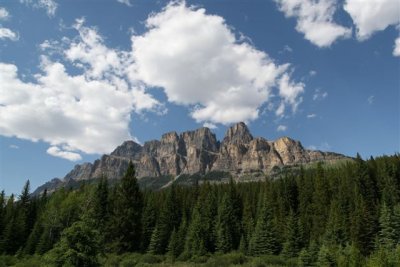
167, 228, 179, 261
281, 210, 302, 257
316, 244, 335, 267
249, 199, 280, 256
297, 247, 313, 267
324, 198, 347, 246
90, 175, 109, 230
377, 202, 398, 249
216, 193, 234, 253
147, 185, 180, 254
311, 163, 330, 242
141, 193, 157, 252
184, 204, 206, 257
228, 178, 242, 249
0, 190, 5, 235
111, 161, 143, 252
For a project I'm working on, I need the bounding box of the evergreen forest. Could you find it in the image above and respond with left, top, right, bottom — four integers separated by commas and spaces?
0, 154, 399, 266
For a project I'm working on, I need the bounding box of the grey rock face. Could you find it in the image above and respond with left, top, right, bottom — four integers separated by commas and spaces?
36, 122, 348, 193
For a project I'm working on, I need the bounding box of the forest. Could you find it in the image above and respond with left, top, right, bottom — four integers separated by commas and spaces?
0, 154, 399, 266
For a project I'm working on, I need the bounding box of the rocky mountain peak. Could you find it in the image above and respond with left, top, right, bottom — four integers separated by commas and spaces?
111, 140, 142, 158
33, 122, 349, 195
223, 122, 253, 145
161, 131, 179, 143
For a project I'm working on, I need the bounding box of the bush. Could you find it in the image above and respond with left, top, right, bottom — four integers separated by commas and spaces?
13, 255, 43, 267
205, 253, 246, 267
0, 255, 17, 267
251, 255, 291, 267
191, 254, 209, 263
119, 253, 142, 267
102, 253, 121, 267
140, 254, 163, 264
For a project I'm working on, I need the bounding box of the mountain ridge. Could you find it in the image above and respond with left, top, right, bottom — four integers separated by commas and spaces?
33, 122, 348, 194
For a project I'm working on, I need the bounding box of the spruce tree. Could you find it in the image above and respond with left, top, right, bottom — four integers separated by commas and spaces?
377, 202, 397, 249
147, 185, 180, 254
184, 203, 207, 257
216, 193, 234, 253
249, 199, 279, 256
141, 193, 157, 252
281, 210, 302, 257
167, 228, 179, 261
90, 175, 109, 230
111, 161, 143, 252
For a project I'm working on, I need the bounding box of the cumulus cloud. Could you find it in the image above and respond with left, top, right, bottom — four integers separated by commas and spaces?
203, 122, 217, 129
394, 37, 400, 57
9, 144, 19, 149
277, 125, 287, 132
47, 146, 82, 161
277, 73, 305, 115
0, 7, 10, 20
0, 27, 18, 41
275, 0, 351, 47
0, 21, 162, 161
117, 0, 132, 7
344, 0, 400, 40
1, 2, 306, 160
131, 2, 303, 125
20, 0, 58, 17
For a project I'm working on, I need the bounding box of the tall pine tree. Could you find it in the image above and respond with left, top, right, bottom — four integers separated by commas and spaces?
111, 162, 143, 252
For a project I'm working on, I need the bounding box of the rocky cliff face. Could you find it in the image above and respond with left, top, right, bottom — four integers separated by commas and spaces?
34, 122, 348, 194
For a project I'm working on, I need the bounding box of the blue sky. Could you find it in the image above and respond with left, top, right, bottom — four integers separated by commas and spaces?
0, 0, 399, 195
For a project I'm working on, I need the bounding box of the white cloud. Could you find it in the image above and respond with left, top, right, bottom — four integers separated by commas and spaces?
307, 113, 317, 118
367, 95, 374, 104
131, 2, 303, 124
394, 37, 400, 57
9, 144, 19, 149
280, 44, 293, 53
275, 0, 351, 47
277, 73, 305, 114
344, 0, 400, 40
20, 0, 58, 17
0, 7, 10, 20
0, 3, 307, 160
203, 122, 217, 129
277, 125, 287, 132
313, 89, 328, 101
0, 21, 163, 161
117, 0, 132, 7
275, 102, 285, 117
47, 146, 82, 161
309, 70, 317, 76
0, 27, 18, 41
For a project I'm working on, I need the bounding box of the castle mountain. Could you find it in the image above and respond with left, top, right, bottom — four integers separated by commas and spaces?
34, 122, 346, 194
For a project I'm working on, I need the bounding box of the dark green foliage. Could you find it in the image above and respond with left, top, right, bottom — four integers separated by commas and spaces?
148, 185, 181, 254
281, 210, 302, 257
216, 193, 235, 253
111, 162, 143, 252
44, 220, 101, 267
140, 192, 157, 252
249, 198, 280, 256
1, 154, 399, 266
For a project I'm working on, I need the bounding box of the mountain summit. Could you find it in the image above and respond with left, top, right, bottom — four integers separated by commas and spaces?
34, 123, 347, 194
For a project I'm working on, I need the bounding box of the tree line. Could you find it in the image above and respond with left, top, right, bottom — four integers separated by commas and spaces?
0, 154, 399, 266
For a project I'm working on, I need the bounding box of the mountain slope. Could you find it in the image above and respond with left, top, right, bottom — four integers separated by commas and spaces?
33, 122, 348, 194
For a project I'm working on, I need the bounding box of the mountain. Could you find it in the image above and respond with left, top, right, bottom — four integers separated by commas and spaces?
33, 122, 348, 194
